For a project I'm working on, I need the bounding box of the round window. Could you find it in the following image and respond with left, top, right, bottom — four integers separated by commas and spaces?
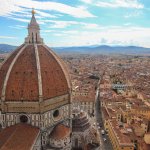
20, 115, 28, 123
53, 110, 59, 118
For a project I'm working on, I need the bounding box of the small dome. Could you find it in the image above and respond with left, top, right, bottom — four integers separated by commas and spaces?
50, 124, 71, 140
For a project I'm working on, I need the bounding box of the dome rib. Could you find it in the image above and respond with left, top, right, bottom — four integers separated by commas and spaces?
1, 44, 27, 102
34, 44, 43, 102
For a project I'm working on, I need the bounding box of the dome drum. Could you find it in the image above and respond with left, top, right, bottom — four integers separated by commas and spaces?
1, 93, 70, 113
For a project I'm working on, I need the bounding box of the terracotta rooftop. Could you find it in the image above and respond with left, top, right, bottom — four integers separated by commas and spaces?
139, 140, 150, 150
72, 92, 95, 102
101, 107, 110, 119
0, 123, 40, 150
110, 120, 134, 146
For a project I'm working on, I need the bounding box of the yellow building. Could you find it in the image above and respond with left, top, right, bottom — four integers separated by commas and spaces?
131, 107, 150, 119
105, 119, 134, 150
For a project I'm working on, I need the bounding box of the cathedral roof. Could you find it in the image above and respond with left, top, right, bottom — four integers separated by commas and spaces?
0, 124, 39, 150
0, 44, 70, 102
0, 10, 71, 105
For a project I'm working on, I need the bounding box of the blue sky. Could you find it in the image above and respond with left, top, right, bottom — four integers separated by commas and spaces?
0, 0, 150, 47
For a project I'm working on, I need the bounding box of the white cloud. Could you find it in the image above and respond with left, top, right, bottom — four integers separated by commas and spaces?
42, 30, 55, 33
8, 25, 26, 30
62, 31, 79, 34
82, 23, 100, 29
124, 11, 142, 18
96, 0, 144, 9
9, 16, 46, 25
53, 33, 64, 37
80, 0, 143, 9
12, 10, 57, 19
0, 0, 95, 18
45, 20, 100, 29
80, 0, 93, 4
9, 17, 29, 23
48, 20, 79, 28
0, 36, 17, 39
48, 26, 150, 48
33, 10, 57, 18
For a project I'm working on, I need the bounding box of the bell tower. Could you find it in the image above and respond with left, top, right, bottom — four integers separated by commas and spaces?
25, 9, 43, 44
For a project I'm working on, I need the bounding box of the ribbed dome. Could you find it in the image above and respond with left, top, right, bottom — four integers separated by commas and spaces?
0, 11, 71, 113
0, 44, 70, 102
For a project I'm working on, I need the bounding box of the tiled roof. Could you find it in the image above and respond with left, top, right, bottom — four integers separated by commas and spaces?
0, 44, 70, 102
38, 45, 70, 100
0, 123, 40, 150
5, 45, 39, 101
0, 45, 24, 99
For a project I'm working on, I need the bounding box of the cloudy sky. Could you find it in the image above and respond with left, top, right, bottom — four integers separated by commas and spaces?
0, 0, 150, 47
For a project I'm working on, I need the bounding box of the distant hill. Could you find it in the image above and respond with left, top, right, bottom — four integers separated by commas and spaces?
0, 44, 17, 53
54, 45, 150, 55
0, 44, 150, 55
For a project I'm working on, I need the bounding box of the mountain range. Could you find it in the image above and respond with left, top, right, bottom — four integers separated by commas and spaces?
0, 44, 150, 55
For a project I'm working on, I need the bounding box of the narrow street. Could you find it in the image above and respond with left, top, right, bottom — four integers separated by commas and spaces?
95, 81, 113, 150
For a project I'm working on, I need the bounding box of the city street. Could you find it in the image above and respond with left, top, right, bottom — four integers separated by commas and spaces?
95, 82, 113, 150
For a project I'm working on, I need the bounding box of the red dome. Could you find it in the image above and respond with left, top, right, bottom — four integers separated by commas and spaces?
0, 44, 70, 102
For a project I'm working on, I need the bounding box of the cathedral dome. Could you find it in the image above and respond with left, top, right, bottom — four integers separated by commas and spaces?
0, 10, 71, 113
